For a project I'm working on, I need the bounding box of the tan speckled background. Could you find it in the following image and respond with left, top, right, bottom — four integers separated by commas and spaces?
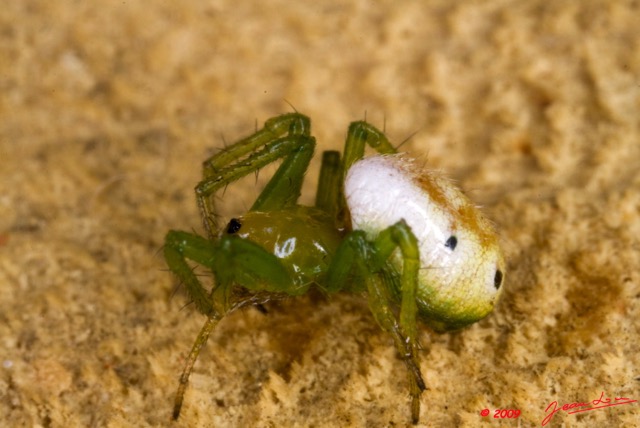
1, 1, 639, 427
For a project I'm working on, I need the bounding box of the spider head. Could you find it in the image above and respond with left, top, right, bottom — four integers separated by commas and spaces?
221, 208, 342, 287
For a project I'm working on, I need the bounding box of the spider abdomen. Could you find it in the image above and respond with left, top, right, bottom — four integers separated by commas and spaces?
344, 155, 505, 331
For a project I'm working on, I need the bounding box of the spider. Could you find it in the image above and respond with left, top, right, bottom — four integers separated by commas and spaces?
164, 113, 506, 424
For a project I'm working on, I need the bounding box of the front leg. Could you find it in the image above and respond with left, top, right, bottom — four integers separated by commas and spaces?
164, 230, 218, 315
164, 230, 293, 315
197, 133, 315, 237
202, 113, 310, 176
198, 113, 313, 237
164, 230, 297, 420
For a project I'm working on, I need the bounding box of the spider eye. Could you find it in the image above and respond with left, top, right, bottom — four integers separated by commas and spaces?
226, 218, 242, 234
444, 236, 457, 250
494, 270, 503, 289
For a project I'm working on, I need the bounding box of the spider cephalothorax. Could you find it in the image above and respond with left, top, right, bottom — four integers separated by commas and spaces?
164, 113, 505, 424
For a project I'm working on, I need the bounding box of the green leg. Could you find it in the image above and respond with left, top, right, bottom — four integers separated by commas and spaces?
371, 221, 420, 352
341, 121, 397, 174
315, 150, 341, 217
197, 113, 313, 237
370, 221, 424, 424
324, 220, 425, 424
196, 133, 315, 237
323, 230, 368, 294
250, 134, 314, 212
173, 315, 219, 420
164, 230, 218, 315
164, 230, 297, 420
202, 113, 310, 175
164, 230, 293, 315
336, 121, 398, 228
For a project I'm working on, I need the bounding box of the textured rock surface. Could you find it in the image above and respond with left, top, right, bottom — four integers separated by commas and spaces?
1, 1, 638, 426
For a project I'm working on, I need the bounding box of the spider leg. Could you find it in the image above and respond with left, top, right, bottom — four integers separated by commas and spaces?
172, 315, 219, 420
324, 220, 425, 424
202, 113, 310, 176
197, 113, 312, 237
315, 150, 341, 217
164, 230, 219, 315
196, 133, 315, 237
341, 120, 397, 173
335, 121, 398, 228
165, 230, 293, 314
249, 133, 314, 212
164, 230, 296, 420
372, 221, 426, 424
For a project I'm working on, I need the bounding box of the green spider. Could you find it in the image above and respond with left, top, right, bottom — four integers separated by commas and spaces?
164, 113, 506, 424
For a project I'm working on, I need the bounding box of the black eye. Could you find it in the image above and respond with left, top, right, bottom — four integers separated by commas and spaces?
494, 270, 503, 289
226, 218, 242, 234
445, 236, 457, 250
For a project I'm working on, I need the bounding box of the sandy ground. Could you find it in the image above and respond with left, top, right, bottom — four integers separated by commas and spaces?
1, 1, 639, 427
